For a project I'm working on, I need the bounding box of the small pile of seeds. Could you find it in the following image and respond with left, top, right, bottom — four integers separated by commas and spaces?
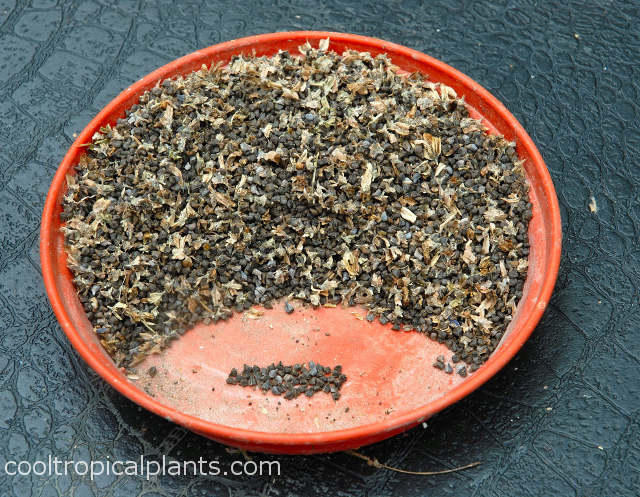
226, 362, 346, 400
62, 39, 530, 369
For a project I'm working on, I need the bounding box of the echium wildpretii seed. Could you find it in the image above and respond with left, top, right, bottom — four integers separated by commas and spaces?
227, 361, 347, 401
61, 39, 531, 368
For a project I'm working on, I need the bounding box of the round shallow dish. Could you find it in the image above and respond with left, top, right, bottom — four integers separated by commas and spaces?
40, 31, 562, 454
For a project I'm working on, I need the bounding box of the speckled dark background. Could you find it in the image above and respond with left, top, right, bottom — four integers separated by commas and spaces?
0, 0, 639, 495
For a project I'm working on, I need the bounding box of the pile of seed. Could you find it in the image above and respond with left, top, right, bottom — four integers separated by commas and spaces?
62, 39, 531, 369
226, 361, 346, 400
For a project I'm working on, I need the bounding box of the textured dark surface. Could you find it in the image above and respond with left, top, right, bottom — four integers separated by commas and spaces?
0, 0, 639, 495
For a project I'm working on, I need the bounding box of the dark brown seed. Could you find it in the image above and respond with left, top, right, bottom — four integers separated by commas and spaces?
63, 42, 531, 374
225, 361, 347, 401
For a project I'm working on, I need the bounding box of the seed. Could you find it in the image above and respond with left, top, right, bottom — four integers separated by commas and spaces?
225, 361, 347, 401
63, 41, 531, 374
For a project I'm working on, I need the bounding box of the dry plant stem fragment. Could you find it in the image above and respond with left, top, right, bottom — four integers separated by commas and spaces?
61, 40, 531, 369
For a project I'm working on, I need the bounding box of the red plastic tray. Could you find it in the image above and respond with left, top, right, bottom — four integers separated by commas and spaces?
40, 31, 561, 454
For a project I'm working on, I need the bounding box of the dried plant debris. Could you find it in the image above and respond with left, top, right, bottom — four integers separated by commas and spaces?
61, 40, 531, 369
227, 361, 346, 400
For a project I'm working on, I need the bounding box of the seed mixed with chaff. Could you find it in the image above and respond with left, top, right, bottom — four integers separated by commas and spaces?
62, 39, 531, 370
